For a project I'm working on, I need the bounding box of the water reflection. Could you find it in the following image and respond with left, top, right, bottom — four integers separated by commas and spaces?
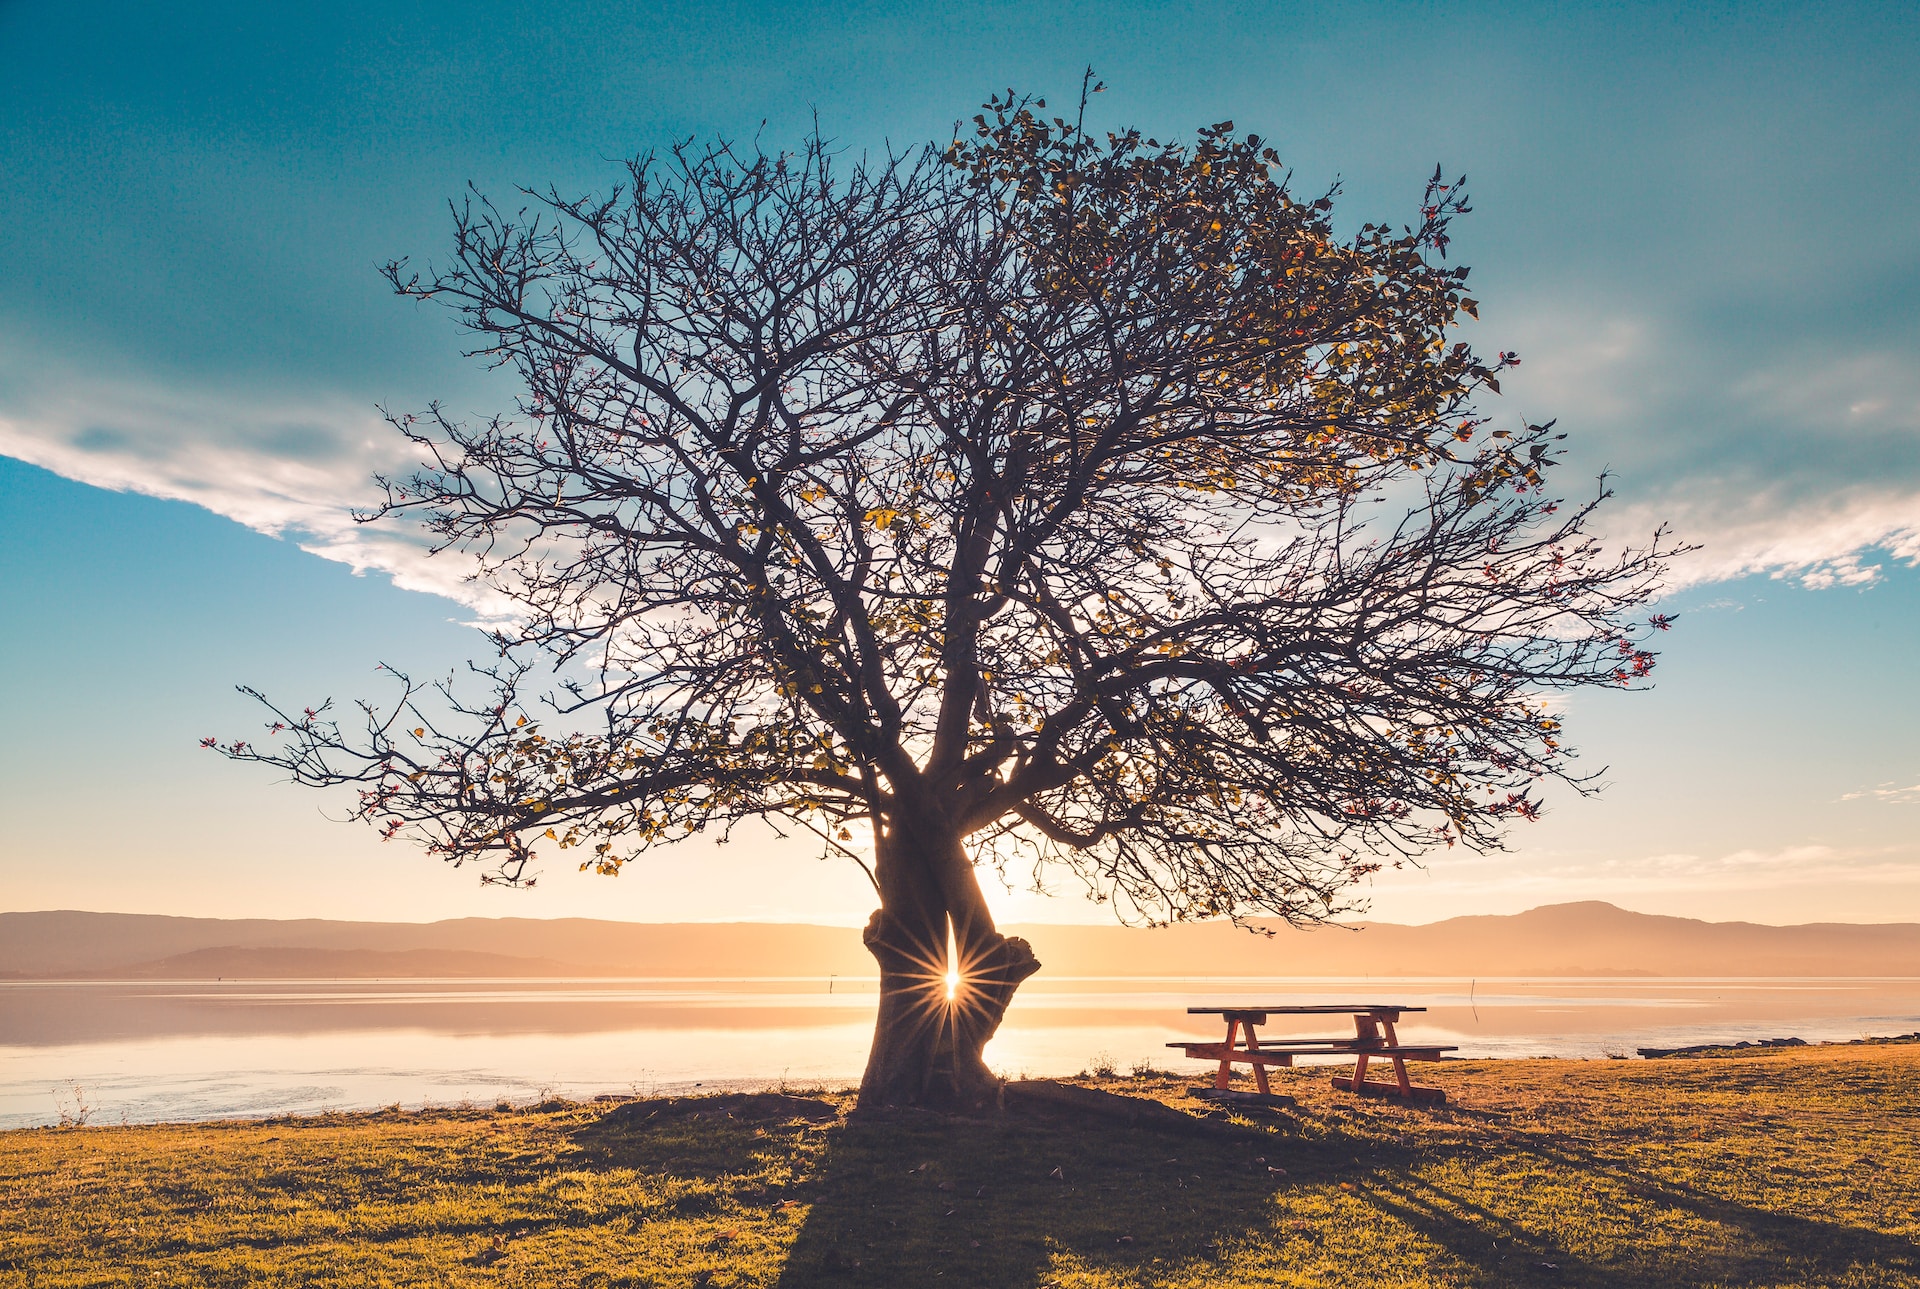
3, 976, 1915, 1128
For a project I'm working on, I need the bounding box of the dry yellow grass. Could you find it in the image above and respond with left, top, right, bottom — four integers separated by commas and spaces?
3, 1044, 1917, 1287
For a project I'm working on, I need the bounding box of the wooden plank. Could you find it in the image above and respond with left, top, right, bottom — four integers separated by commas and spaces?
1347, 1045, 1455, 1059
1167, 1037, 1460, 1050
1170, 1045, 1301, 1064
1167, 1043, 1455, 1059
1189, 1005, 1427, 1016
1170, 1044, 1349, 1058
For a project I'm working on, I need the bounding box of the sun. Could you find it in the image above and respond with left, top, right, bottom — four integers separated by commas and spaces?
945, 922, 961, 1001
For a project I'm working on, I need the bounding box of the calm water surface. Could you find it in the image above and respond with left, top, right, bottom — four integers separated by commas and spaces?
4, 976, 1916, 1128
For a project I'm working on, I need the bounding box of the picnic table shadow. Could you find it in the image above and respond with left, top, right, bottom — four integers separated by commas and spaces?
1351, 1165, 1919, 1287
1278, 1100, 1920, 1287
1468, 1130, 1918, 1284
567, 1083, 1920, 1288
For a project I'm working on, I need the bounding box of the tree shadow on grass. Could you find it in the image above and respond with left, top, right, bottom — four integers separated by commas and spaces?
570, 1093, 841, 1187
767, 1095, 1305, 1288
562, 1084, 1920, 1288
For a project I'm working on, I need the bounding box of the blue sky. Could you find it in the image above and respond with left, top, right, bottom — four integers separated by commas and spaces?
3, 1, 1917, 926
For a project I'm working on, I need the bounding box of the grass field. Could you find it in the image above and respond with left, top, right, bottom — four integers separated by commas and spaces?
3, 1044, 1917, 1287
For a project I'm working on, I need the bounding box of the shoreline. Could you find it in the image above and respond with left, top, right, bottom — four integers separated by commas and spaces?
8, 1031, 1920, 1135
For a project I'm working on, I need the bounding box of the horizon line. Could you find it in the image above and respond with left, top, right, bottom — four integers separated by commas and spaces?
8, 900, 1920, 932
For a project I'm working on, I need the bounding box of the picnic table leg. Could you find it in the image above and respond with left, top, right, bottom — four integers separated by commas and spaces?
1215, 1017, 1238, 1090
1245, 1021, 1272, 1095
1350, 1013, 1381, 1091
1380, 1015, 1413, 1093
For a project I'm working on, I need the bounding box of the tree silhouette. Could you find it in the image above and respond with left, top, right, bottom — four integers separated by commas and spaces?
215, 84, 1678, 1109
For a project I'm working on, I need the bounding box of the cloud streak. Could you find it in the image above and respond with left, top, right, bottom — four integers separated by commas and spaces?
1841, 779, 1920, 805
1619, 487, 1920, 591
1377, 842, 1920, 904
1499, 297, 1920, 592
5, 286, 1920, 617
0, 355, 508, 616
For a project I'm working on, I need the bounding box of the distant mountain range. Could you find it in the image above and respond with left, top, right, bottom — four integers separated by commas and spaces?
2, 902, 1916, 979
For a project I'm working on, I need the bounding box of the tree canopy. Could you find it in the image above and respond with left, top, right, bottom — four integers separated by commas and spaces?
216, 84, 1677, 1105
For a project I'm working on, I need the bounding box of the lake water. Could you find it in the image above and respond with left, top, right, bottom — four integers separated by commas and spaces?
4, 976, 1917, 1129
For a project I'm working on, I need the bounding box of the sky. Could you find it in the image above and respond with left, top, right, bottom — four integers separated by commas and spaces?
2, 1, 1917, 929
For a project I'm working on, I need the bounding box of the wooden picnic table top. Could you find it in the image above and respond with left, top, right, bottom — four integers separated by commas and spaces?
1172, 1035, 1454, 1048
1169, 1040, 1455, 1054
1187, 1004, 1426, 1016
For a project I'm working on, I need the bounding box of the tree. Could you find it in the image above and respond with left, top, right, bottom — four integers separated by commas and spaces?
215, 84, 1678, 1110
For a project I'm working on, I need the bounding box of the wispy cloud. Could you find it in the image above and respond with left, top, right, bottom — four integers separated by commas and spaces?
1502, 299, 1920, 592
1618, 488, 1920, 591
0, 355, 506, 615
1841, 779, 1920, 805
6, 291, 1920, 613
1379, 842, 1920, 901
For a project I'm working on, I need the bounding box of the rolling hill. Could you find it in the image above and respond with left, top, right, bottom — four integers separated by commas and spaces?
2, 902, 1915, 979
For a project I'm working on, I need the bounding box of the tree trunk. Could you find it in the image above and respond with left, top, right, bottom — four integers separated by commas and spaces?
856, 817, 1040, 1110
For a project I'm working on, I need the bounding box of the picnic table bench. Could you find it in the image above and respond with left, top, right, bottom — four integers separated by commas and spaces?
1170, 1005, 1457, 1103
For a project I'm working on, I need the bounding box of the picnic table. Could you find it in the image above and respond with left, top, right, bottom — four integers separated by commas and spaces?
1170, 1005, 1457, 1103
